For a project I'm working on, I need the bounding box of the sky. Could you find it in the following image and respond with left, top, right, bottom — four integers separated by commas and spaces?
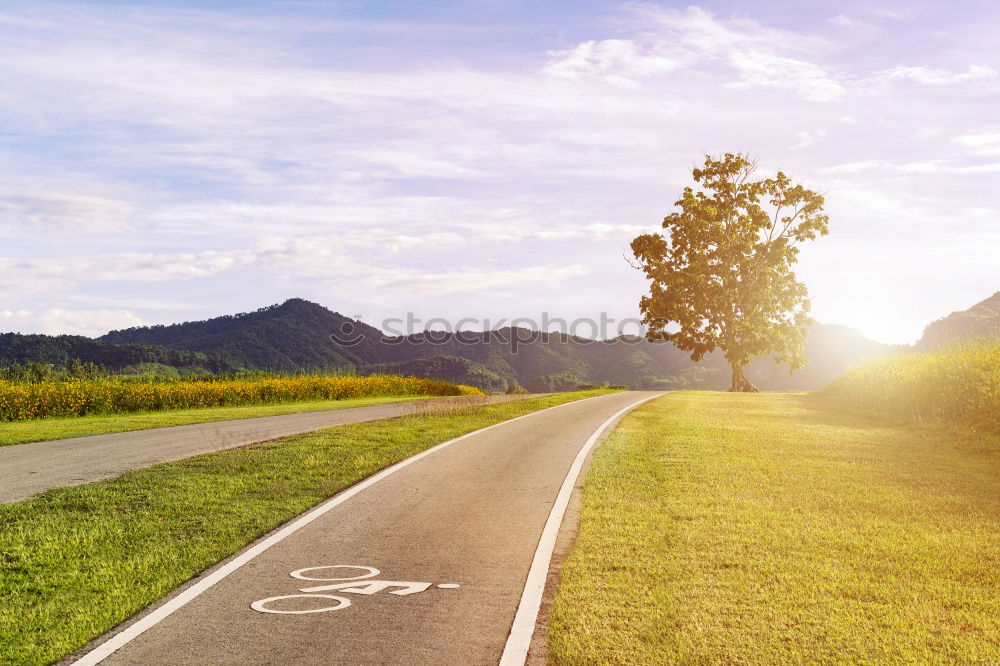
1, 0, 997, 345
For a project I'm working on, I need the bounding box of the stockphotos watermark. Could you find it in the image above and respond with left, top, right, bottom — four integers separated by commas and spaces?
329, 313, 669, 352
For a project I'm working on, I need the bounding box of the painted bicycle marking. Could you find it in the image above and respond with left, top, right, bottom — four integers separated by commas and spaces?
251, 565, 461, 615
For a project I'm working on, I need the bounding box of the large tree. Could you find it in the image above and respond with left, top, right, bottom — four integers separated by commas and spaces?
630, 153, 829, 392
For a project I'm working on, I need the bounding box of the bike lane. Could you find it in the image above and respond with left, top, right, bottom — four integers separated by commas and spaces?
74, 391, 661, 666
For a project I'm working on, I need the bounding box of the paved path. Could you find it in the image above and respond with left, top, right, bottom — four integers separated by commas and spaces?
0, 395, 532, 504
69, 391, 661, 666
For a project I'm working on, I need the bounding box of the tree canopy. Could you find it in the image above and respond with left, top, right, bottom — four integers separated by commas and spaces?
630, 153, 829, 392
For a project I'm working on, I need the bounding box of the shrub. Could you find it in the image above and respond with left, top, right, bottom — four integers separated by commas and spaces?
525, 372, 585, 393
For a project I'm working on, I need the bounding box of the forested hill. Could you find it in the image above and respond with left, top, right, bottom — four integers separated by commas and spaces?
0, 333, 233, 374
100, 299, 697, 386
364, 328, 696, 391
102, 299, 389, 371
9, 292, 993, 391
917, 291, 1000, 349
91, 298, 898, 391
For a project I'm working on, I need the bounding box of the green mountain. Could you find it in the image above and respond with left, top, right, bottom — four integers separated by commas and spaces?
0, 332, 232, 374
0, 297, 913, 391
91, 298, 897, 391
102, 299, 388, 372
917, 292, 1000, 349
367, 328, 694, 389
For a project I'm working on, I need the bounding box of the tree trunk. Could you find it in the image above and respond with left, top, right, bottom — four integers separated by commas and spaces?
729, 363, 759, 393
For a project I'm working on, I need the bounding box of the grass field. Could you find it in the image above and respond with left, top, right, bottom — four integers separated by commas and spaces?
0, 394, 436, 447
548, 392, 1000, 664
0, 390, 613, 665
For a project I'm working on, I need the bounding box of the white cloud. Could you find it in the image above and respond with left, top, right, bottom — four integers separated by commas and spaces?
727, 52, 845, 102
952, 129, 1000, 156
474, 223, 658, 243
0, 308, 144, 336
0, 226, 603, 303
962, 206, 995, 217
833, 185, 927, 223
819, 160, 887, 174
542, 6, 844, 101
640, 5, 820, 55
820, 159, 1000, 175
0, 191, 134, 234
863, 7, 913, 21
912, 127, 942, 140
0, 249, 256, 298
0, 13, 681, 194
544, 39, 680, 87
335, 148, 489, 179
827, 14, 868, 29
362, 264, 590, 295
790, 130, 828, 150
872, 64, 997, 86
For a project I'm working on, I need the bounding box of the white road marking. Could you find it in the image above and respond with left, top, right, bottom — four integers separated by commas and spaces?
291, 565, 379, 581
436, 583, 461, 589
300, 580, 432, 596
498, 392, 664, 666
70, 395, 610, 665
250, 594, 351, 614
251, 565, 457, 614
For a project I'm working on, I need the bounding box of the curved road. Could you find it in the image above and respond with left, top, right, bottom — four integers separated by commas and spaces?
0, 395, 532, 504
68, 391, 661, 666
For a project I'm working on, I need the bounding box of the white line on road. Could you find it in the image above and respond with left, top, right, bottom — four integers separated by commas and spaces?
69, 394, 624, 666
498, 392, 664, 666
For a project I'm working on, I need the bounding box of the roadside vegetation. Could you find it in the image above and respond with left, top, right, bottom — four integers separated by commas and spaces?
0, 390, 613, 665
0, 395, 440, 447
548, 392, 1000, 663
0, 373, 482, 422
821, 339, 999, 433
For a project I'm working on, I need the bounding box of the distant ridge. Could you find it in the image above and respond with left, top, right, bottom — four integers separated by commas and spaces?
91, 297, 899, 391
103, 298, 387, 372
4, 291, 988, 390
103, 298, 697, 388
0, 332, 232, 374
917, 291, 1000, 349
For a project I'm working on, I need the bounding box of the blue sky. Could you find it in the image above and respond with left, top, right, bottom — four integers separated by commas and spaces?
1, 1, 998, 344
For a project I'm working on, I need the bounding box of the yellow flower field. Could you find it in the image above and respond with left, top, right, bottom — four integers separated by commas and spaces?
0, 375, 483, 421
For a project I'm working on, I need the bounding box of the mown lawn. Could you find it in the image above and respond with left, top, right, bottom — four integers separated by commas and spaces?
0, 394, 435, 447
548, 392, 1000, 664
0, 390, 612, 665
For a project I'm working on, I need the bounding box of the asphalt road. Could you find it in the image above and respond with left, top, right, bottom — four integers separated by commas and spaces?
70, 391, 660, 666
0, 395, 529, 504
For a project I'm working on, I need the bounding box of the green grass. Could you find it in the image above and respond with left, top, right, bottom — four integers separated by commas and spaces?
0, 395, 438, 447
548, 392, 1000, 664
0, 390, 614, 665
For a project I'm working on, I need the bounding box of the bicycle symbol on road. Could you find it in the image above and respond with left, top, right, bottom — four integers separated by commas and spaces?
251, 565, 461, 615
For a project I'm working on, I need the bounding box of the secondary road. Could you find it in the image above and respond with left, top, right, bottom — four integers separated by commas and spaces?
69, 391, 661, 666
0, 395, 532, 504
